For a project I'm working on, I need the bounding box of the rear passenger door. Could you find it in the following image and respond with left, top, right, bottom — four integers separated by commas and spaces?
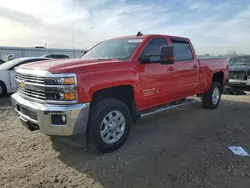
171, 39, 199, 98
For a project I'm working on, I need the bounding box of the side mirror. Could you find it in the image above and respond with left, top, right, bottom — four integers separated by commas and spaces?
139, 46, 175, 64
159, 46, 175, 65
83, 51, 88, 55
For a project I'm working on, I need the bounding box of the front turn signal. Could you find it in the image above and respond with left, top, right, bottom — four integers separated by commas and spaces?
64, 92, 76, 100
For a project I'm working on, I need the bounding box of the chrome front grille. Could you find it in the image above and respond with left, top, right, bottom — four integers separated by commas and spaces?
15, 68, 78, 104
18, 87, 46, 100
229, 71, 248, 80
16, 73, 46, 103
16, 73, 45, 84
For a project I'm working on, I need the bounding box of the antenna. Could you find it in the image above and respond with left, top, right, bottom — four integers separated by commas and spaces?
72, 25, 76, 58
73, 26, 75, 50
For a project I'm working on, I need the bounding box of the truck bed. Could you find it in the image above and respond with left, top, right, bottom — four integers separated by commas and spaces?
198, 58, 229, 70
198, 58, 229, 93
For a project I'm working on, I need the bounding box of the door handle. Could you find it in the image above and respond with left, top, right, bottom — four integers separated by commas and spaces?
168, 67, 175, 71
193, 64, 198, 68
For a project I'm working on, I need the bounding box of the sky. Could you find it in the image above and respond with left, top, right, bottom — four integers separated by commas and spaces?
0, 0, 250, 55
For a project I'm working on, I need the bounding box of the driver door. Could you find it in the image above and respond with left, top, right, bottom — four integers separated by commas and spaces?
136, 37, 180, 110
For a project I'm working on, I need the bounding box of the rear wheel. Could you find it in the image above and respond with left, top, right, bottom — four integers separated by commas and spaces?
202, 82, 222, 109
88, 98, 132, 153
0, 82, 6, 98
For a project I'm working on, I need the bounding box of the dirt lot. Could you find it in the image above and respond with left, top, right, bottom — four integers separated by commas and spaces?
1, 93, 250, 188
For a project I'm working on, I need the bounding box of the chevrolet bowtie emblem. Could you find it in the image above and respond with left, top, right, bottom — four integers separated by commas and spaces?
20, 81, 25, 88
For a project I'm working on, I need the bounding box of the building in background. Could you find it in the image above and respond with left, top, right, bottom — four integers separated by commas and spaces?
0, 46, 85, 61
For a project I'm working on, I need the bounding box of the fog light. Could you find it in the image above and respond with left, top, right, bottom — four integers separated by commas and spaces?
64, 92, 76, 100
61, 115, 66, 123
51, 114, 67, 126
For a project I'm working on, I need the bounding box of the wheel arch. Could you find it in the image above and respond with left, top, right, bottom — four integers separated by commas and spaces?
91, 85, 138, 121
212, 71, 224, 91
0, 80, 7, 96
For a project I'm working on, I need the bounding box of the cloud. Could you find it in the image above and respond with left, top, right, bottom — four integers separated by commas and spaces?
0, 7, 42, 26
189, 2, 211, 10
0, 0, 250, 55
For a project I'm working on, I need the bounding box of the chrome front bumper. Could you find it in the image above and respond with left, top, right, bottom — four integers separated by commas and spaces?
228, 79, 250, 86
11, 93, 90, 136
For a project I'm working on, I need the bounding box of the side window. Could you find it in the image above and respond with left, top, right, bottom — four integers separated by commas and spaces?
171, 40, 193, 61
141, 38, 168, 56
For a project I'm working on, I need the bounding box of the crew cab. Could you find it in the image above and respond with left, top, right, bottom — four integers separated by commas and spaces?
11, 33, 229, 153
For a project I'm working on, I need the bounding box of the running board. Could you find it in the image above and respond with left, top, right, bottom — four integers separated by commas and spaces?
139, 99, 197, 118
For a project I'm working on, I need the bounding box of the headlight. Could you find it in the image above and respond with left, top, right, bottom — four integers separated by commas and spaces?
44, 75, 77, 102
46, 92, 77, 101
45, 76, 75, 85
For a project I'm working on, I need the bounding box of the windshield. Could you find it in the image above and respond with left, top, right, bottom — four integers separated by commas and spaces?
229, 56, 250, 66
0, 58, 24, 70
82, 38, 143, 60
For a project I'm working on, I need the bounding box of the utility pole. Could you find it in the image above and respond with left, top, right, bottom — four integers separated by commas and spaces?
73, 25, 75, 58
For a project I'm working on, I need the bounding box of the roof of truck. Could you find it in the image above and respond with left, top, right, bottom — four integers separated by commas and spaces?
112, 34, 190, 41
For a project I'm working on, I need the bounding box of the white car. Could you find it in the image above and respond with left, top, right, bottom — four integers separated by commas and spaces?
0, 57, 50, 97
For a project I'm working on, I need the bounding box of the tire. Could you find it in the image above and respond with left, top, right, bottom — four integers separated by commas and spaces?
88, 98, 132, 153
0, 82, 6, 98
202, 81, 222, 109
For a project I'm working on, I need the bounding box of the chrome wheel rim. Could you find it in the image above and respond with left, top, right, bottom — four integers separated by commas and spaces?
100, 110, 126, 144
212, 87, 220, 105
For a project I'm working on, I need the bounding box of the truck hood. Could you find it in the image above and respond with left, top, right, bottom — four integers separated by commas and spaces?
230, 65, 250, 72
19, 58, 130, 73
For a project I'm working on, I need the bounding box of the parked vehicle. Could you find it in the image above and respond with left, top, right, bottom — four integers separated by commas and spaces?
0, 57, 50, 97
40, 54, 70, 59
228, 55, 250, 87
11, 33, 229, 152
2, 54, 14, 61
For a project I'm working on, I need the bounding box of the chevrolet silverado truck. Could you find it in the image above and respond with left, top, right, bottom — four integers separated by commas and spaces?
11, 33, 229, 153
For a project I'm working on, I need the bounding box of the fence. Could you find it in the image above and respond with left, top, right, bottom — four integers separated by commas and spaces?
0, 46, 85, 60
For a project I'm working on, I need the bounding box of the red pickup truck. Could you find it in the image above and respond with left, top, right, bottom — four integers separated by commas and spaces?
11, 33, 229, 153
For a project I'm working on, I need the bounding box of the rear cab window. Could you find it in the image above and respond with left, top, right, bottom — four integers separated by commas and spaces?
171, 39, 193, 61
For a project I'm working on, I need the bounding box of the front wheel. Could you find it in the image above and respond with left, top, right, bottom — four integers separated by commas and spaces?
0, 82, 6, 98
88, 98, 132, 153
202, 82, 222, 109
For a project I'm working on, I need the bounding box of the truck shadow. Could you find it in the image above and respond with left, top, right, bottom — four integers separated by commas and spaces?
223, 86, 249, 95
51, 99, 250, 188
0, 94, 12, 107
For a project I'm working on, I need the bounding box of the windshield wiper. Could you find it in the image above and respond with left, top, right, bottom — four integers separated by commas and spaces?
234, 63, 249, 65
97, 57, 116, 60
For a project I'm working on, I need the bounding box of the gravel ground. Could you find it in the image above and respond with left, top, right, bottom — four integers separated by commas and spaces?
1, 93, 250, 188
